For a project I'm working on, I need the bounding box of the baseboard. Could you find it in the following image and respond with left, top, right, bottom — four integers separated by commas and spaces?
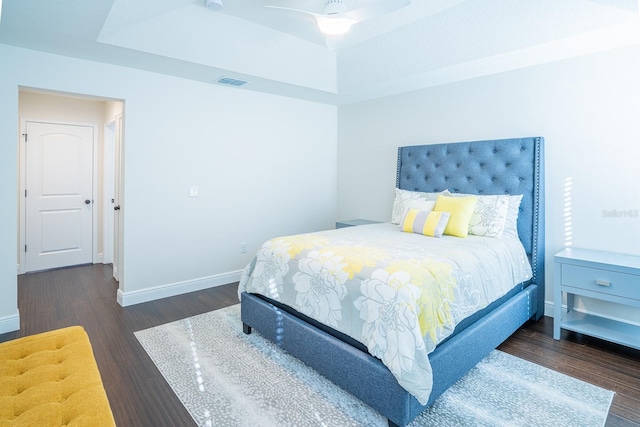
0, 310, 20, 334
117, 270, 242, 307
544, 300, 554, 318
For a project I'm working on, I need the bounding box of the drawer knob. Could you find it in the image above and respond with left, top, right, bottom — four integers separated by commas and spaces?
595, 279, 611, 287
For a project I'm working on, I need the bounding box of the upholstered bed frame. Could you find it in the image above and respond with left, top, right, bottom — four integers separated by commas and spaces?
241, 137, 545, 427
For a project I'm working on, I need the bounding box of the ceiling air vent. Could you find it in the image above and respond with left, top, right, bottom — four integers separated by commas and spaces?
217, 77, 248, 87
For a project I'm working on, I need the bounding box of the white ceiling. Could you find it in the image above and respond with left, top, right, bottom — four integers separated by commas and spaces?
1, 0, 639, 105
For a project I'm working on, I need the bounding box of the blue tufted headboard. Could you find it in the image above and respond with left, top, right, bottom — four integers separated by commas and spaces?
397, 137, 545, 319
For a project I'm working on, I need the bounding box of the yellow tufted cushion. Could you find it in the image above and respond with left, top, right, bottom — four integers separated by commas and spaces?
0, 326, 116, 427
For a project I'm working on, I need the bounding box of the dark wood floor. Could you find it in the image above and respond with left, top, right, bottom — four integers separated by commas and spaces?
1, 264, 639, 426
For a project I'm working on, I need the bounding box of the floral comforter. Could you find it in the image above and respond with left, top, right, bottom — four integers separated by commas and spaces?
238, 223, 532, 404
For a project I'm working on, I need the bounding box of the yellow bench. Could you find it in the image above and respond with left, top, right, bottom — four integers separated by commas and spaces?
0, 326, 116, 426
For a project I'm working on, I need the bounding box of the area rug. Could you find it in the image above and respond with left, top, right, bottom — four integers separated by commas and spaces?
135, 305, 614, 427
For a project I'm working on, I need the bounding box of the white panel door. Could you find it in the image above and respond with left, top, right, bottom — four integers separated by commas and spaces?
25, 122, 94, 272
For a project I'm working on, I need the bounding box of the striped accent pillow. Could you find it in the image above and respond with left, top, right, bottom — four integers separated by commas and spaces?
401, 208, 451, 238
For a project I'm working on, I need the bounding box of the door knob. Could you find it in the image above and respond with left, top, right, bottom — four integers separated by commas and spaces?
85, 199, 91, 205
114, 205, 121, 211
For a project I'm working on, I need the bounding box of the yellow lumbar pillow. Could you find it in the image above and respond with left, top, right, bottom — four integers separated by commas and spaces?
433, 195, 478, 237
401, 208, 450, 238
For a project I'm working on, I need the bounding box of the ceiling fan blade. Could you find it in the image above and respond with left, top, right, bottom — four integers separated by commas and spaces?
266, 4, 357, 36
343, 0, 411, 22
264, 5, 322, 19
266, 0, 410, 36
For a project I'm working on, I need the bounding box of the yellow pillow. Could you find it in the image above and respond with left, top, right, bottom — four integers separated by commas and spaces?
401, 208, 450, 238
433, 195, 478, 237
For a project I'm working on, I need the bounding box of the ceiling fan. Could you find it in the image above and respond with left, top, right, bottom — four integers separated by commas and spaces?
266, 0, 411, 36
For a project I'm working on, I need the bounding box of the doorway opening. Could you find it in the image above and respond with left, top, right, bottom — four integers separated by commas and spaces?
17, 88, 124, 283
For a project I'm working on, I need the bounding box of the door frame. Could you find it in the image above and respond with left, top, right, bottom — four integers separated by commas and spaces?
102, 112, 123, 278
103, 119, 116, 265
112, 113, 123, 282
18, 118, 99, 274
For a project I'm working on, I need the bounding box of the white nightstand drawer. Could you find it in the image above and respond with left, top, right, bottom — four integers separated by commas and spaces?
561, 264, 639, 300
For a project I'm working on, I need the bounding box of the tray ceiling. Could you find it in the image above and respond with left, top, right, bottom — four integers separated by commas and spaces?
1, 0, 638, 104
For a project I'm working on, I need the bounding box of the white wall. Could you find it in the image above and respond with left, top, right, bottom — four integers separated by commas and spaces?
0, 77, 19, 333
338, 44, 640, 323
0, 44, 337, 331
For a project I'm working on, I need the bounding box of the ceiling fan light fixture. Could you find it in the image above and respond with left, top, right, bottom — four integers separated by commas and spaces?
322, 0, 348, 15
315, 16, 356, 35
205, 0, 223, 11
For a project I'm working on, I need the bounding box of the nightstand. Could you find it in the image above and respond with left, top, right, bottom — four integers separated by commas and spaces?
335, 219, 380, 229
554, 247, 640, 350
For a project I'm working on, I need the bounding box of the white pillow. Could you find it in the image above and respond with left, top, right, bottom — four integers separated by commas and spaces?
391, 189, 445, 225
467, 195, 510, 238
502, 194, 523, 239
442, 191, 517, 238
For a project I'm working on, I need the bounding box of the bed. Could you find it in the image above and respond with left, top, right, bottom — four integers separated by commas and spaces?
239, 136, 545, 427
